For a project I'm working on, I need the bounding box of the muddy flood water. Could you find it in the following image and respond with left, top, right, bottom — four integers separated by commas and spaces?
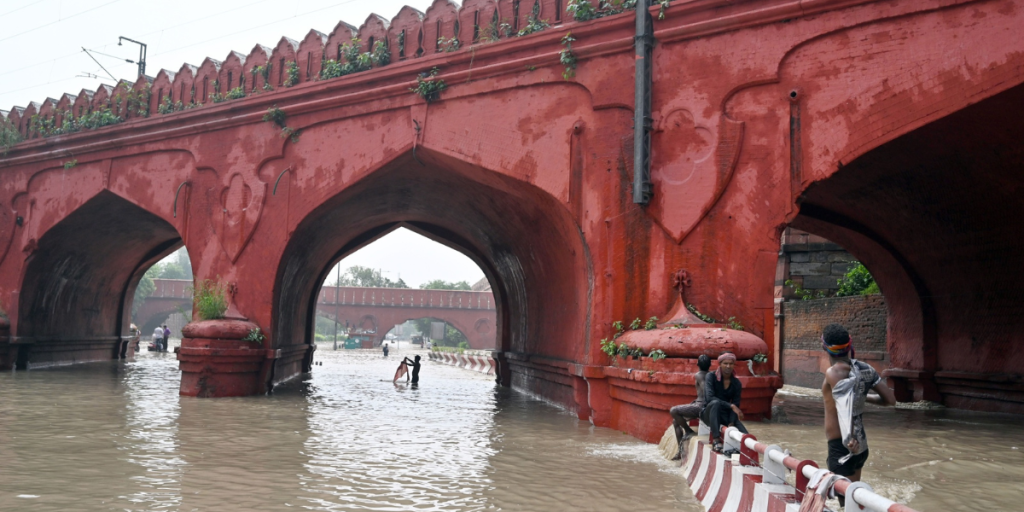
0, 346, 1022, 511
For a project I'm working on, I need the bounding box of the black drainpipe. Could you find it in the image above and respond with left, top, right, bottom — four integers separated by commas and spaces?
633, 0, 654, 205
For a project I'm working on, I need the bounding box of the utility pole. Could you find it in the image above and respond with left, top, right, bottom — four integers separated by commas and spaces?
118, 36, 147, 77
333, 263, 341, 349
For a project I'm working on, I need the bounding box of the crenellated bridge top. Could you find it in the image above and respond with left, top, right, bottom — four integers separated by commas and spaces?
151, 279, 494, 310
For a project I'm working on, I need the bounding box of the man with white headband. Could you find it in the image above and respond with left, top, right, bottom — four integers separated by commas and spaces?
700, 352, 748, 452
821, 323, 896, 507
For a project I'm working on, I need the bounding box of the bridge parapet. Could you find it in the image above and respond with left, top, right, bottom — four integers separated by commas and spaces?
318, 286, 495, 310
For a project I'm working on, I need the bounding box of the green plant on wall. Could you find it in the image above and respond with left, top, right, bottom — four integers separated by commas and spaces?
262, 106, 300, 143
242, 327, 266, 344
517, 3, 551, 36
284, 61, 300, 87
0, 117, 21, 156
411, 67, 447, 102
438, 37, 461, 52
560, 33, 578, 79
63, 159, 77, 169
189, 279, 228, 320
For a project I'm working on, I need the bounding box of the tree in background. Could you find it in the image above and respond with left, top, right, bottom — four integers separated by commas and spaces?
132, 265, 160, 318
419, 279, 471, 290
836, 262, 881, 296
331, 265, 409, 288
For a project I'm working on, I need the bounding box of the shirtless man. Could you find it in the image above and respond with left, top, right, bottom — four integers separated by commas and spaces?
821, 323, 896, 507
669, 354, 711, 459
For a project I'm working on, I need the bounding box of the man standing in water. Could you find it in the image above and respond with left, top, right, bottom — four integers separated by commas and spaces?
382, 343, 389, 358
701, 352, 748, 452
402, 355, 422, 384
821, 323, 896, 507
669, 354, 712, 459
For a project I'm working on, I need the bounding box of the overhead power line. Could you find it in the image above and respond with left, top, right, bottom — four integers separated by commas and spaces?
0, 0, 123, 44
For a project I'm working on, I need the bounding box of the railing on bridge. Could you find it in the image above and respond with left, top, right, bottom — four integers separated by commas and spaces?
708, 426, 921, 512
317, 286, 494, 310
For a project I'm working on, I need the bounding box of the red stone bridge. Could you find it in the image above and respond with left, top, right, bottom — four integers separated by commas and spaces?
1, 0, 1023, 441
135, 280, 497, 349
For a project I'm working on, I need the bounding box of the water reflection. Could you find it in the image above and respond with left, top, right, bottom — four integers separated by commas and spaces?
0, 347, 691, 511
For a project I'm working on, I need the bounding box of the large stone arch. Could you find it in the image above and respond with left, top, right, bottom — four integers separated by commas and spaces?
794, 82, 1024, 410
272, 148, 591, 398
15, 190, 185, 368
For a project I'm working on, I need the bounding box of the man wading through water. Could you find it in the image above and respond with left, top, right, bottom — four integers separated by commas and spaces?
821, 323, 896, 507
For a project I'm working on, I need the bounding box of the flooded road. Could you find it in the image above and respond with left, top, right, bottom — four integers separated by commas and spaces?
2, 348, 1023, 511
0, 346, 693, 511
754, 386, 1024, 512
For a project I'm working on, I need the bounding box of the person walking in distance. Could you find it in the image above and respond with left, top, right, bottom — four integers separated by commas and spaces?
382, 343, 389, 358
162, 325, 171, 352
821, 323, 896, 507
668, 354, 712, 459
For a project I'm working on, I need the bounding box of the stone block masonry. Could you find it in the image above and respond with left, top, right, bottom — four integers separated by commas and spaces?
781, 295, 888, 388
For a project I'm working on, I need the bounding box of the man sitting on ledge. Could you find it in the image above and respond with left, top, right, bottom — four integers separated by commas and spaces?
701, 352, 748, 452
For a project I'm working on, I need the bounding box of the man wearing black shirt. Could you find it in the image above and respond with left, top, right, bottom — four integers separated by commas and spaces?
701, 352, 748, 452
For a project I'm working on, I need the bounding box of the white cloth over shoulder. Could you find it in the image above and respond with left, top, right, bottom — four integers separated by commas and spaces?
831, 359, 881, 463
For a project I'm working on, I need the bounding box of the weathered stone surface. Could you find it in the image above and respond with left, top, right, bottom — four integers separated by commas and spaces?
790, 262, 831, 276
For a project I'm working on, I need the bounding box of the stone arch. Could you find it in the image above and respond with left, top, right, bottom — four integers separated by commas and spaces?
272, 148, 590, 388
16, 190, 185, 368
793, 82, 1024, 409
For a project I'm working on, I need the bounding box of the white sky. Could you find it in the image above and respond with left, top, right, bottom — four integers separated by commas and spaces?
5, 1, 484, 289
324, 227, 486, 289
0, 0, 438, 109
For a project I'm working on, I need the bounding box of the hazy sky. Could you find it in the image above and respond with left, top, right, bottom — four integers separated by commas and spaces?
0, 0, 439, 109
324, 227, 486, 289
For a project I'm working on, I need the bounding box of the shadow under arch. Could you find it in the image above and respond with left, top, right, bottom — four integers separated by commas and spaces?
273, 149, 591, 399
17, 190, 183, 368
792, 82, 1024, 409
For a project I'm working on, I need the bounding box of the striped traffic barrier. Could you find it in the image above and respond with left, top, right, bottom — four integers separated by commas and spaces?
429, 351, 496, 376
682, 427, 921, 512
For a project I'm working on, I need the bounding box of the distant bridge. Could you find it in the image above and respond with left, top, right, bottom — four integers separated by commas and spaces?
136, 279, 496, 349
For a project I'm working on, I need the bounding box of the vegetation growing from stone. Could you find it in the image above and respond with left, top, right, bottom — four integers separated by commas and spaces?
560, 33, 578, 79
320, 39, 390, 81
836, 262, 880, 296
599, 317, 669, 359
242, 327, 266, 344
191, 279, 229, 320
438, 37, 461, 52
517, 4, 551, 36
566, 0, 671, 21
284, 61, 300, 87
411, 68, 447, 102
262, 106, 300, 142
0, 117, 22, 155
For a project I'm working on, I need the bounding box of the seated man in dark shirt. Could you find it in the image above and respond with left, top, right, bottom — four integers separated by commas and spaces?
700, 352, 748, 452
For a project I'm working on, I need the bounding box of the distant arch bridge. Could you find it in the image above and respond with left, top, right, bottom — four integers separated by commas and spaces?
136, 279, 497, 349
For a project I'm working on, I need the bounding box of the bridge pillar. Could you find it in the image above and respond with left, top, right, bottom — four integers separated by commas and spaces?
177, 319, 274, 397
0, 315, 11, 371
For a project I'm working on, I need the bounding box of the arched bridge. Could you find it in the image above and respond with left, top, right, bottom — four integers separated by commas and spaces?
2, 0, 1024, 441
136, 280, 497, 349
316, 285, 497, 349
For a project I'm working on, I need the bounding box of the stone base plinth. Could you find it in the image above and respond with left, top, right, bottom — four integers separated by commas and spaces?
177, 319, 272, 397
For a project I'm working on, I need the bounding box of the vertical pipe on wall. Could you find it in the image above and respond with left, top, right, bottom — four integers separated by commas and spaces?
633, 0, 654, 204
